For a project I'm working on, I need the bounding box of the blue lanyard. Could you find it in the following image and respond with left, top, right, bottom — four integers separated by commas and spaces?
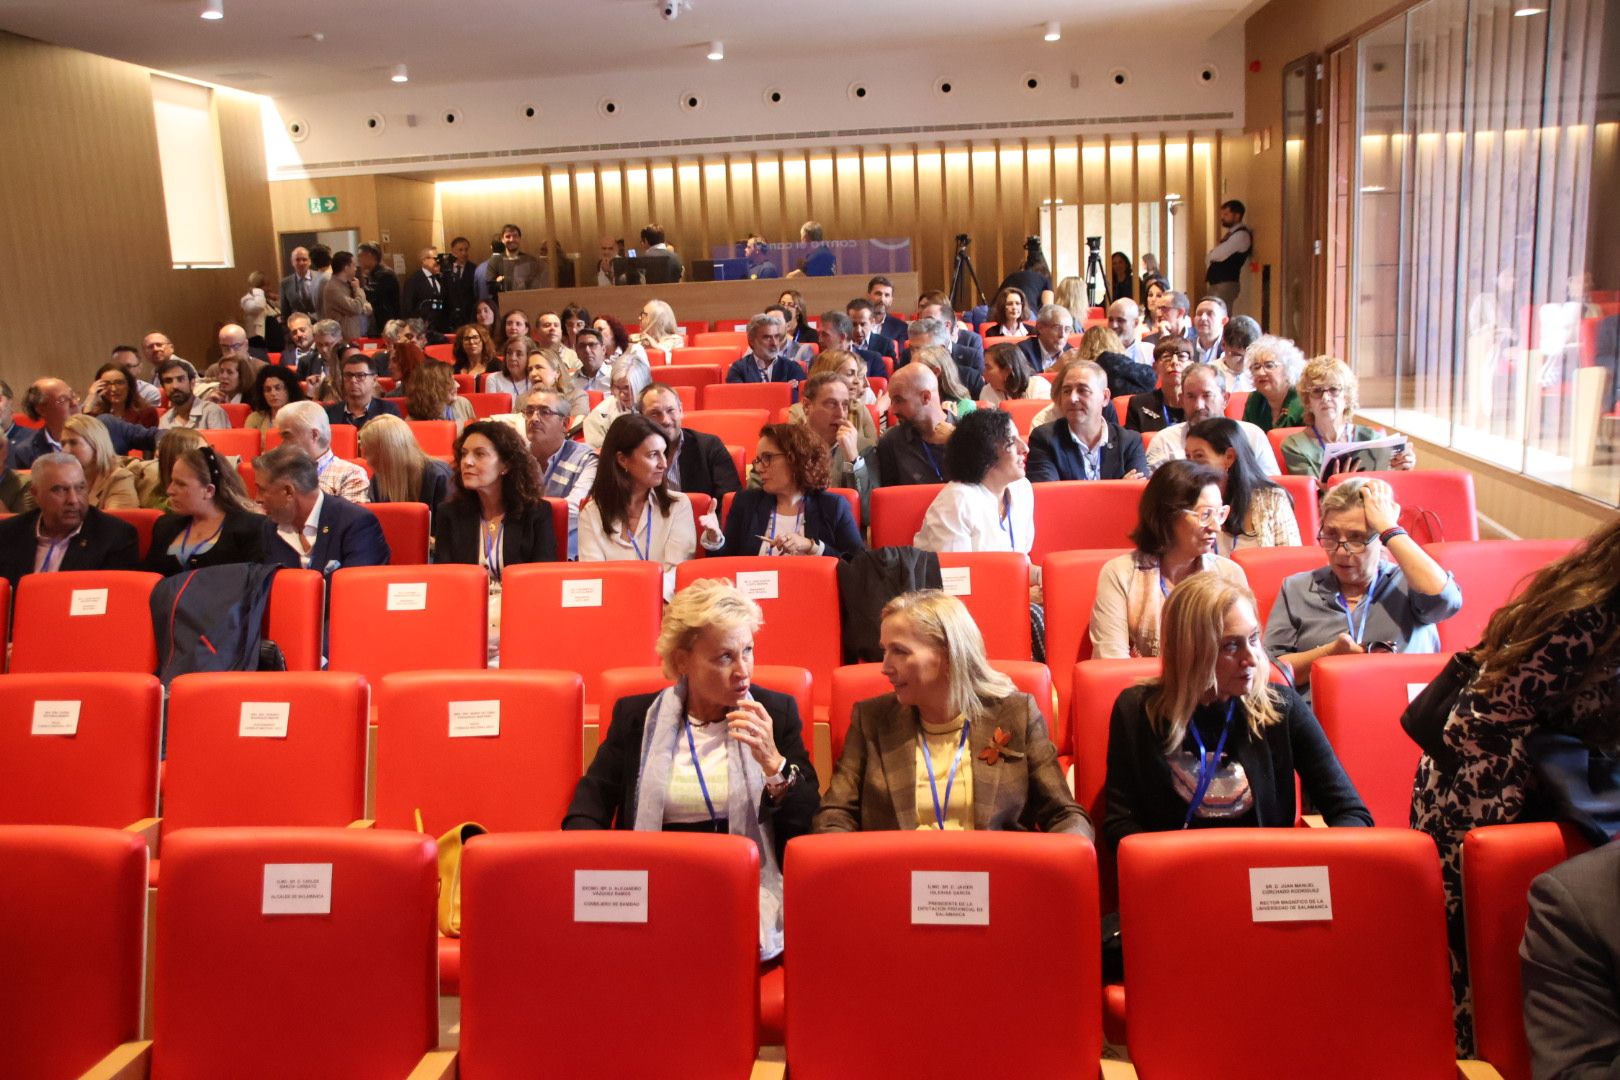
627, 502, 654, 561
1160, 396, 1172, 426
481, 518, 505, 583
919, 721, 971, 830
999, 489, 1015, 548
766, 501, 804, 555
1183, 700, 1238, 827
683, 721, 721, 824
919, 439, 944, 480
1336, 563, 1385, 644
40, 533, 71, 572
177, 519, 219, 564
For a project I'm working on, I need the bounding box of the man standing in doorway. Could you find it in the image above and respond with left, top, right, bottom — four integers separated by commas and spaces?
1205, 199, 1252, 309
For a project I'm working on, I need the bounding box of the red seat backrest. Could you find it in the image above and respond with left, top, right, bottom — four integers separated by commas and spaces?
2, 824, 147, 1078
1271, 474, 1321, 540
404, 419, 457, 457
162, 671, 369, 834
786, 832, 1102, 1078
1072, 657, 1160, 911
652, 364, 725, 390
868, 483, 944, 548
374, 670, 583, 834
1230, 545, 1324, 627
365, 502, 430, 565
1119, 829, 1458, 1077
693, 331, 747, 349
1428, 539, 1581, 651
1312, 652, 1451, 826
423, 343, 455, 363
1224, 390, 1250, 419
462, 392, 512, 418
153, 828, 439, 1078
702, 382, 794, 412
104, 507, 161, 559
1324, 469, 1479, 543
0, 673, 161, 826
328, 565, 488, 685
674, 556, 840, 708
998, 398, 1050, 438
1039, 549, 1132, 746
8, 570, 160, 675
679, 409, 771, 452
1463, 822, 1593, 1080
935, 551, 1032, 660
500, 563, 663, 701
461, 832, 759, 1078
200, 427, 262, 459
1031, 479, 1147, 560
220, 402, 252, 427
265, 568, 324, 671
669, 346, 737, 367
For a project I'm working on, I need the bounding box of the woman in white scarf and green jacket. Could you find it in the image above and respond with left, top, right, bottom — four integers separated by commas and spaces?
562, 578, 819, 959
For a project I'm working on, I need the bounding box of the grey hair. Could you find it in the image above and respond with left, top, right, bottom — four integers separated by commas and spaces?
1244, 335, 1307, 384
610, 354, 652, 395
1036, 304, 1074, 327
275, 399, 333, 449
746, 312, 785, 340
907, 316, 952, 349
254, 443, 320, 493
1321, 476, 1371, 517
382, 319, 413, 342
657, 578, 764, 678
30, 452, 83, 477
820, 311, 853, 339
313, 319, 342, 337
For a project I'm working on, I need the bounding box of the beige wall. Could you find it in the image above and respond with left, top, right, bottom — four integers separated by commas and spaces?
268, 174, 437, 275
0, 32, 275, 393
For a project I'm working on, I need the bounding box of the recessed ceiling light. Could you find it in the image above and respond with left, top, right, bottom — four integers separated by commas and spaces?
707, 40, 724, 60
391, 64, 409, 83
1513, 6, 1545, 14
1043, 21, 1061, 42
200, 0, 223, 20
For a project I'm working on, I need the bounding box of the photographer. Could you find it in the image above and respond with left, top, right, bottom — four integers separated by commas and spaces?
402, 246, 455, 334
996, 238, 1055, 313
357, 242, 400, 337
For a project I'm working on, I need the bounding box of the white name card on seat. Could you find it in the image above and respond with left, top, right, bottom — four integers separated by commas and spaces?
386, 582, 427, 611
239, 702, 291, 739
1407, 682, 1429, 704
911, 871, 989, 925
574, 870, 649, 923
735, 570, 779, 600
448, 700, 501, 738
69, 588, 108, 616
940, 566, 973, 596
262, 863, 333, 915
31, 700, 81, 736
562, 579, 604, 608
1249, 865, 1332, 922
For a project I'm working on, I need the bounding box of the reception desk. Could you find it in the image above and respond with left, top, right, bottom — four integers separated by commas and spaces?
503, 272, 920, 326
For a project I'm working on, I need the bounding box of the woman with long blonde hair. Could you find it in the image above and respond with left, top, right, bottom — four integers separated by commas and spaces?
60, 414, 139, 509
1102, 573, 1369, 847
359, 413, 452, 512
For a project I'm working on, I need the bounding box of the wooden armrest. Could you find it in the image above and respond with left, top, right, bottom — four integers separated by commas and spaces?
1300, 814, 1328, 829
750, 1046, 786, 1080
123, 818, 161, 858
347, 819, 376, 829
405, 1049, 457, 1080
1457, 1061, 1505, 1080
1099, 1060, 1139, 1079
78, 1040, 152, 1080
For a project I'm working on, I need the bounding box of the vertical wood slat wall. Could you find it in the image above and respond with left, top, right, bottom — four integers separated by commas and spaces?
436, 135, 1233, 303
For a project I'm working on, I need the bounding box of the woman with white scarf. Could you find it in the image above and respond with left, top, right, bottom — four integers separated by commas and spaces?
562, 578, 819, 959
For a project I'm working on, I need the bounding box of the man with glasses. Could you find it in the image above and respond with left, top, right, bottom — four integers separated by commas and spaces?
1019, 304, 1076, 374
1106, 298, 1158, 368
573, 327, 611, 393
524, 388, 597, 559
204, 323, 267, 380
638, 383, 740, 500
1145, 363, 1280, 475
1264, 477, 1460, 696
1124, 338, 1192, 433
325, 351, 400, 431
792, 371, 877, 516
1027, 358, 1147, 482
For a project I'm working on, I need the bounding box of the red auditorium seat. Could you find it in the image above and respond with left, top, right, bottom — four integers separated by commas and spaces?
265, 567, 325, 671
694, 330, 747, 350
328, 564, 488, 685
679, 408, 771, 452
1267, 424, 1304, 466
1463, 822, 1593, 1080
1071, 656, 1161, 913
1042, 548, 1133, 737
201, 427, 261, 459
0, 673, 161, 828
220, 402, 252, 427
1030, 479, 1147, 559
1272, 473, 1321, 539
423, 342, 455, 363
1325, 469, 1479, 542
2, 825, 148, 1079
499, 562, 663, 706
404, 419, 457, 457
1311, 652, 1451, 826
670, 346, 738, 367
998, 398, 1049, 438
1119, 828, 1476, 1078
8, 570, 160, 675
1230, 545, 1323, 626
1428, 538, 1580, 651
868, 482, 944, 548
935, 551, 1033, 659
786, 832, 1103, 1079
462, 391, 512, 418
1225, 390, 1250, 419
104, 506, 161, 559
461, 833, 761, 1076
651, 363, 725, 392
151, 828, 446, 1079
365, 502, 430, 565
265, 423, 358, 458
676, 319, 710, 338
702, 381, 794, 412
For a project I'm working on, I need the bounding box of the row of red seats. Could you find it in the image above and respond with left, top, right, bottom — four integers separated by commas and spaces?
8, 820, 1555, 1077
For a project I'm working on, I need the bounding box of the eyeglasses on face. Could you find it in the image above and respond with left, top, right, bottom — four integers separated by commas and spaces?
1182, 505, 1231, 526
1248, 361, 1280, 374
753, 450, 783, 468
521, 406, 569, 420
1308, 385, 1346, 399
1316, 531, 1374, 553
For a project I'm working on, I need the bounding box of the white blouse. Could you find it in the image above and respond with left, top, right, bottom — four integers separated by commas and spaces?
912, 479, 1035, 556
576, 492, 697, 600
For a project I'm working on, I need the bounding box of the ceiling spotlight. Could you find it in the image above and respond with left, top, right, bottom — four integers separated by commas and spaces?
1513, 6, 1544, 14
707, 40, 724, 60
1043, 21, 1061, 42
200, 0, 223, 20
391, 64, 409, 83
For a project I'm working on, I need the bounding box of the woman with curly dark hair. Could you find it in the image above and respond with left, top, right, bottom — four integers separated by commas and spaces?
913, 407, 1033, 556
453, 322, 498, 374
84, 362, 158, 427
245, 364, 307, 435
702, 422, 864, 558
592, 313, 646, 367
986, 286, 1033, 339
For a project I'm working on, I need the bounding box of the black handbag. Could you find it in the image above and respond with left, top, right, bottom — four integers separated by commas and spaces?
1398, 650, 1480, 766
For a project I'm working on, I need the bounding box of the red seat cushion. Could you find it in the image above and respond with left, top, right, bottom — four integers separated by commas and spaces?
758, 961, 785, 1045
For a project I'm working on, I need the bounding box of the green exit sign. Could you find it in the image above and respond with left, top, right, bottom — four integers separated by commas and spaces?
307, 196, 339, 214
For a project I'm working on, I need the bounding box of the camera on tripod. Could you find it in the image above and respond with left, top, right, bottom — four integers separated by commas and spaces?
434, 251, 457, 274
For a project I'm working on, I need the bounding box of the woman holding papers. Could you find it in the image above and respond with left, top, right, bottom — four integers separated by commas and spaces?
1280, 356, 1416, 478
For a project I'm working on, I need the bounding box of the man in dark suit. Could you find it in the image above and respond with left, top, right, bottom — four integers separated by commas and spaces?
401, 246, 450, 332
325, 352, 401, 432
725, 314, 805, 384
1018, 304, 1075, 375
1026, 358, 1148, 482
280, 313, 319, 372
867, 276, 908, 344
847, 299, 898, 364
357, 243, 401, 337
9, 378, 77, 469
442, 236, 478, 328
639, 383, 741, 500
0, 454, 139, 587
875, 364, 953, 487
1520, 840, 1620, 1079
917, 290, 985, 370
818, 311, 887, 379
898, 318, 985, 398
280, 246, 320, 319
252, 444, 390, 570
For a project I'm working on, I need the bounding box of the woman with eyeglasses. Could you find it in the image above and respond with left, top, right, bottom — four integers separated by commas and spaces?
1280, 356, 1417, 477
1103, 573, 1371, 846
1240, 335, 1307, 432
702, 422, 863, 558
1090, 460, 1249, 659
1264, 477, 1460, 695
1184, 417, 1299, 553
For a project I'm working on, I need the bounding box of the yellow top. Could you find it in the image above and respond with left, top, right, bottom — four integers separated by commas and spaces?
914, 715, 974, 831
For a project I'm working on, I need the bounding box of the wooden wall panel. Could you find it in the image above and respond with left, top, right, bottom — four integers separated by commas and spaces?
0, 32, 275, 391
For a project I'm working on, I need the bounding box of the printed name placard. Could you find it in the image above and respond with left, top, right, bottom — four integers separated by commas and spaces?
940, 566, 973, 596
735, 570, 779, 600
262, 863, 333, 915
1407, 682, 1429, 704
562, 579, 604, 608
386, 582, 427, 611
574, 869, 649, 923
1249, 865, 1333, 922
910, 870, 989, 925
239, 702, 291, 739
31, 700, 81, 736
448, 700, 501, 738
69, 588, 108, 616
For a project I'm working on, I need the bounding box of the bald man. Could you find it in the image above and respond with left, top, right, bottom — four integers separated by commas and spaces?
281, 246, 320, 316
874, 363, 954, 487
1106, 299, 1157, 368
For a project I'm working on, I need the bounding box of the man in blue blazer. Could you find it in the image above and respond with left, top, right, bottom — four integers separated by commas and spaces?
725, 313, 806, 384
252, 444, 390, 570
1026, 359, 1148, 482
1017, 304, 1075, 374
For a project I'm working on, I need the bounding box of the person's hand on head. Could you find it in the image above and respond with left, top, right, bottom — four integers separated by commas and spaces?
1360, 479, 1401, 534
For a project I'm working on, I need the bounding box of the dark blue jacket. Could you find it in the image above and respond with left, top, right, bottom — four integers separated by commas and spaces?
725, 354, 806, 384
718, 488, 865, 559
325, 398, 400, 431
1018, 335, 1069, 375
309, 494, 391, 570
1025, 419, 1148, 483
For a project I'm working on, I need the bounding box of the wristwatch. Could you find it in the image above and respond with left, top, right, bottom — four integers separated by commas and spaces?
765, 762, 800, 796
